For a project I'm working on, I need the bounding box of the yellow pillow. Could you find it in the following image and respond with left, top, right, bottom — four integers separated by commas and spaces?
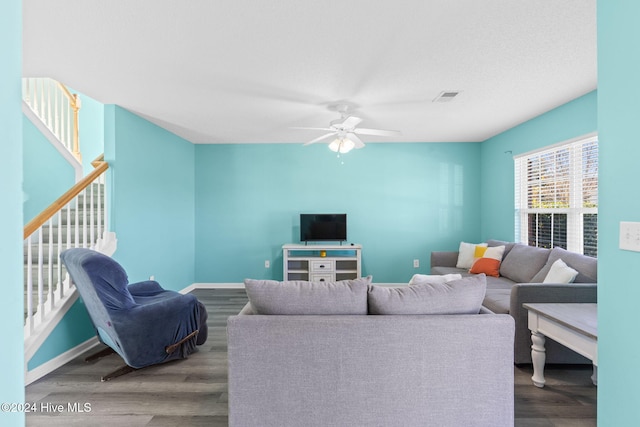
474, 246, 488, 258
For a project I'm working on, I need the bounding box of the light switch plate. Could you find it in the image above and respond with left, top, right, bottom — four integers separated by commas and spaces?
619, 221, 640, 252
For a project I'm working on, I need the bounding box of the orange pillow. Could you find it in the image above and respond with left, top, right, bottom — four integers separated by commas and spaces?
469, 257, 501, 277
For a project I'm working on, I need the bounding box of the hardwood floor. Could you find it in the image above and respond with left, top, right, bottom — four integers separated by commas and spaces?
25, 288, 596, 426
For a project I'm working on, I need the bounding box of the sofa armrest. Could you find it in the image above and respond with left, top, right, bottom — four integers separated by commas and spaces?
510, 283, 597, 364
430, 251, 459, 269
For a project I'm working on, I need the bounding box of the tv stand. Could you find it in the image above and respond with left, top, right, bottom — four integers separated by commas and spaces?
282, 244, 362, 282
304, 241, 345, 246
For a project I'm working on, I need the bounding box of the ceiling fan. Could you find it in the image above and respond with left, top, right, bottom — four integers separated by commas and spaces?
292, 104, 401, 153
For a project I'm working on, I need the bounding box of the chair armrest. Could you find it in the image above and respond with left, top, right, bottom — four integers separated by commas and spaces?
127, 280, 164, 295
430, 251, 459, 269
111, 293, 203, 368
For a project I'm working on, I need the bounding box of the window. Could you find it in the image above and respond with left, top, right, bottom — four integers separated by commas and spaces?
515, 133, 598, 257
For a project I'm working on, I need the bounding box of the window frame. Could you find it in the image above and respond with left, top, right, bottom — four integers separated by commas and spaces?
514, 132, 598, 255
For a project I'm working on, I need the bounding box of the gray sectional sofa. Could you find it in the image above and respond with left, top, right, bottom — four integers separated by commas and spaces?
430, 239, 597, 364
227, 277, 515, 427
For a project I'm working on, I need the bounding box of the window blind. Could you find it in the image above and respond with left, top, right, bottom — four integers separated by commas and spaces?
515, 134, 598, 256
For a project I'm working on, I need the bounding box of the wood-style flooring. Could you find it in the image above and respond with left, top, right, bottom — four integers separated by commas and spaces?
25, 288, 596, 426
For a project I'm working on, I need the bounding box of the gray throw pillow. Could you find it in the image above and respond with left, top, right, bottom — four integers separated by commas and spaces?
244, 277, 371, 315
499, 244, 550, 283
367, 274, 487, 315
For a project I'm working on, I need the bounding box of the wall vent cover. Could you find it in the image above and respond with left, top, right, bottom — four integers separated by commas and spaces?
433, 91, 461, 102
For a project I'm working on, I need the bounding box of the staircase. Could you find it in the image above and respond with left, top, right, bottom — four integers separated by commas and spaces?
24, 183, 105, 320
22, 77, 116, 382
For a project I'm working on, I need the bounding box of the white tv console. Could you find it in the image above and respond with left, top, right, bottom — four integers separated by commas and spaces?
282, 244, 362, 282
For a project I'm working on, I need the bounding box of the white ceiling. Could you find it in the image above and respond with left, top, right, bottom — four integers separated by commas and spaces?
23, 0, 597, 145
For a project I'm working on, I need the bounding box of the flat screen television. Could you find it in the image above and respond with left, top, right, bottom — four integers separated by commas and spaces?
300, 214, 347, 242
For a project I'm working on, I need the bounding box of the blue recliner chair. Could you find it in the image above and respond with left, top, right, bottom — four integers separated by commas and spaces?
60, 248, 208, 381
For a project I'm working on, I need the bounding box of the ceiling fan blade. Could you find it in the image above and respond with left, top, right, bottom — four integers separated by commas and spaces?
353, 127, 402, 137
303, 132, 337, 146
346, 133, 365, 149
290, 126, 334, 131
340, 116, 363, 129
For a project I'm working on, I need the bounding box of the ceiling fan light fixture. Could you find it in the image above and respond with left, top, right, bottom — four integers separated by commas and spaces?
328, 138, 355, 153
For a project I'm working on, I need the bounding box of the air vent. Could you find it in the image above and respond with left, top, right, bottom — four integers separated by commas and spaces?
433, 91, 461, 103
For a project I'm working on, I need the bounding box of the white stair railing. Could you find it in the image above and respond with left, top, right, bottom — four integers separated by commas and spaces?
22, 77, 82, 162
23, 157, 114, 361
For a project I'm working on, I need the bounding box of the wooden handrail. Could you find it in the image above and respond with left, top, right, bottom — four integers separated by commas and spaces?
56, 81, 82, 162
24, 155, 108, 239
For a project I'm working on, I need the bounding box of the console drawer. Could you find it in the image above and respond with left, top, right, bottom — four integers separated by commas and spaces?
310, 273, 334, 282
310, 260, 335, 272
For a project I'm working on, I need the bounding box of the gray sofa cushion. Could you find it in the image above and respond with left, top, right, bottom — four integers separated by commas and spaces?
487, 239, 517, 259
499, 244, 550, 283
483, 289, 512, 314
367, 275, 487, 315
244, 277, 370, 315
485, 276, 517, 290
530, 247, 597, 283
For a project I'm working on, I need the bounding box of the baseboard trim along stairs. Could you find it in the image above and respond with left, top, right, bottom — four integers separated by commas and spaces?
26, 337, 100, 386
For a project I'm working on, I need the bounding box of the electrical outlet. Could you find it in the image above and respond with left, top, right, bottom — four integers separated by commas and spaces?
413, 259, 419, 268
620, 221, 640, 252
149, 275, 155, 280
264, 260, 270, 268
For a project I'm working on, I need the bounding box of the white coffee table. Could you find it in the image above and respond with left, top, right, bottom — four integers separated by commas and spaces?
523, 303, 597, 388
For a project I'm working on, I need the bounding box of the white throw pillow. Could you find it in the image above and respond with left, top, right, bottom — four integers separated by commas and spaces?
543, 259, 579, 284
482, 245, 506, 261
409, 273, 463, 286
456, 241, 488, 269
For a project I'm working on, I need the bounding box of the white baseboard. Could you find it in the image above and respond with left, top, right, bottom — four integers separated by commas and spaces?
180, 282, 245, 294
25, 337, 100, 386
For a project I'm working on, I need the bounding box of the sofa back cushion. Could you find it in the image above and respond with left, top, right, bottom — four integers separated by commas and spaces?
244, 277, 370, 315
367, 275, 487, 315
486, 239, 517, 259
499, 244, 550, 283
530, 247, 597, 283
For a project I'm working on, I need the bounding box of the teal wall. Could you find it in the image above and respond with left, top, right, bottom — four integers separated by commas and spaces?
195, 142, 481, 282
106, 105, 196, 289
479, 91, 597, 242
0, 0, 25, 424
22, 114, 76, 222
597, 1, 640, 424
71, 87, 104, 173
27, 299, 95, 370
